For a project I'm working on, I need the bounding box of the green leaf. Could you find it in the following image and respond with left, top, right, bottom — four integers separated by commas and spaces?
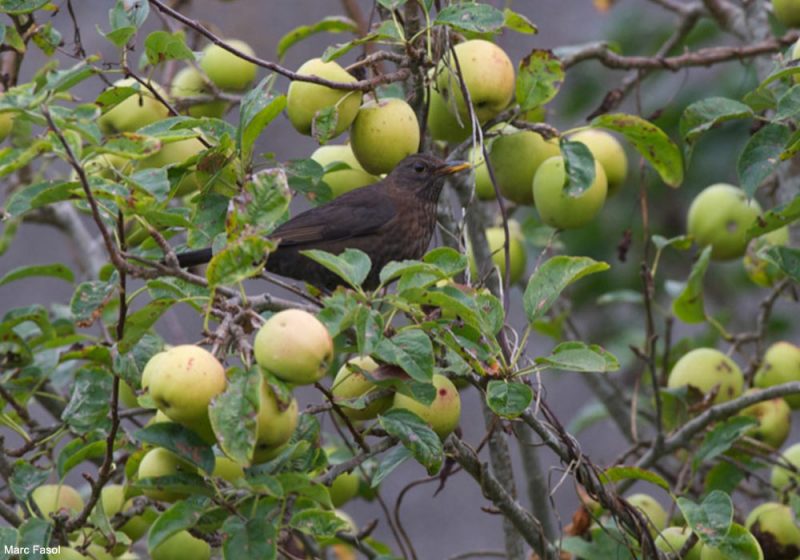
747, 196, 800, 239
17, 518, 51, 560
371, 446, 412, 488
523, 256, 609, 323
98, 132, 162, 159
238, 83, 286, 166
775, 85, 800, 120
147, 496, 210, 553
692, 416, 758, 470
56, 436, 106, 478
0, 0, 50, 14
600, 466, 669, 491
143, 30, 193, 65
222, 515, 277, 559
135, 423, 215, 474
486, 381, 532, 418
671, 246, 711, 324
652, 234, 693, 251
701, 523, 763, 560
379, 409, 443, 474
290, 509, 348, 539
561, 527, 636, 560
61, 367, 112, 433
209, 367, 261, 466
206, 235, 272, 288
9, 463, 48, 503
132, 472, 212, 497
763, 245, 800, 283
70, 276, 117, 325
424, 247, 469, 276
238, 170, 291, 235
591, 113, 683, 187
435, 3, 504, 32
300, 248, 371, 289
704, 461, 747, 495
373, 329, 434, 382
311, 105, 339, 145
536, 341, 619, 372
679, 97, 753, 147
560, 139, 596, 196
0, 263, 73, 286
276, 16, 358, 60
117, 298, 175, 354
516, 49, 563, 111
285, 158, 330, 203
677, 490, 733, 548
566, 401, 609, 435
503, 8, 537, 34
737, 123, 791, 197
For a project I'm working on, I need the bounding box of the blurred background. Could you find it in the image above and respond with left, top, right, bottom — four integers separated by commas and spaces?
1, 0, 798, 557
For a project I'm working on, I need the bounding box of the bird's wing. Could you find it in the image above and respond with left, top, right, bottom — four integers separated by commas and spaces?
272, 186, 397, 248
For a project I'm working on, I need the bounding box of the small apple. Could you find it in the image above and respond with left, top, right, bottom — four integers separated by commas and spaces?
253, 309, 333, 385
170, 66, 227, 118
436, 39, 515, 123
212, 456, 245, 483
331, 356, 392, 420
147, 345, 226, 431
700, 523, 764, 560
428, 87, 471, 144
489, 126, 560, 205
138, 137, 207, 196
137, 447, 196, 502
753, 341, 800, 408
392, 373, 461, 439
199, 39, 257, 92
687, 183, 762, 260
118, 500, 158, 543
329, 471, 360, 508
627, 493, 668, 533
310, 144, 378, 198
745, 502, 800, 559
30, 484, 84, 518
738, 389, 792, 449
655, 526, 702, 560
771, 442, 800, 496
350, 98, 420, 175
667, 348, 744, 405
98, 78, 170, 134
151, 530, 210, 560
468, 145, 495, 201
468, 220, 527, 284
533, 155, 608, 229
253, 381, 299, 463
774, 0, 800, 27
744, 227, 790, 287
286, 58, 362, 139
569, 129, 628, 195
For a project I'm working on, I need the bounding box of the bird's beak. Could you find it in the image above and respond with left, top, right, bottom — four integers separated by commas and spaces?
437, 161, 471, 175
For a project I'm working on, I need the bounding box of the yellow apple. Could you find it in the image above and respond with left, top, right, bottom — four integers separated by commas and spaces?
170, 66, 227, 118
738, 389, 792, 449
98, 78, 169, 134
331, 356, 391, 420
687, 184, 762, 260
30, 484, 84, 518
468, 145, 494, 200
489, 126, 560, 205
212, 456, 245, 483
745, 502, 800, 559
199, 39, 257, 92
0, 110, 15, 142
569, 129, 628, 195
655, 527, 702, 560
310, 144, 378, 198
350, 98, 421, 175
137, 447, 196, 502
151, 530, 210, 560
329, 471, 360, 508
468, 220, 526, 284
667, 348, 744, 405
771, 442, 800, 495
392, 374, 461, 439
753, 341, 800, 409
627, 493, 668, 533
428, 87, 471, 144
533, 156, 608, 229
253, 381, 299, 463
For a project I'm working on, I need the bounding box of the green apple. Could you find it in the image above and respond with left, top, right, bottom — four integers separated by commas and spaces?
99, 78, 170, 134
771, 442, 800, 496
48, 547, 90, 560
667, 348, 744, 405
700, 523, 764, 560
253, 309, 333, 385
286, 58, 362, 138
98, 484, 124, 518
534, 155, 608, 229
753, 341, 800, 408
655, 527, 702, 560
428, 87, 471, 144
331, 356, 391, 420
137, 447, 196, 502
118, 500, 158, 543
392, 374, 461, 439
212, 456, 245, 483
745, 502, 800, 559
199, 39, 257, 92
138, 137, 206, 196
687, 184, 762, 260
0, 111, 13, 142
151, 530, 210, 560
310, 144, 378, 198
738, 389, 792, 449
141, 351, 168, 391
350, 98, 420, 175
468, 221, 526, 284
436, 39, 515, 123
329, 471, 360, 508
170, 66, 227, 118
83, 153, 130, 179
627, 493, 667, 533
119, 381, 139, 408
744, 227, 790, 287
253, 381, 299, 462
469, 145, 494, 200
489, 126, 560, 205
148, 345, 226, 430
569, 129, 628, 195
774, 0, 800, 27
31, 484, 84, 518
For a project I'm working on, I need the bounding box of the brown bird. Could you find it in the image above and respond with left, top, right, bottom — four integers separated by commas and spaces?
174, 154, 470, 290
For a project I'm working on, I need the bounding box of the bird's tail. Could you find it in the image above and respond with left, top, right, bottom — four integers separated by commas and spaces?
174, 247, 213, 267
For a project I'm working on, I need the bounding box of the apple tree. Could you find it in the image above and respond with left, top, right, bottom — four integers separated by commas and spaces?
0, 0, 799, 559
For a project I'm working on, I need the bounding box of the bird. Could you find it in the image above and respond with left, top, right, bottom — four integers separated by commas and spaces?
173, 153, 470, 290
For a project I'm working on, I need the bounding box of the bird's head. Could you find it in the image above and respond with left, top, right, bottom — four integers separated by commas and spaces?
388, 154, 470, 200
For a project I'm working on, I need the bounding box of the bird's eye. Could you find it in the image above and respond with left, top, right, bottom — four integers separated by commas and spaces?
413, 162, 426, 173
